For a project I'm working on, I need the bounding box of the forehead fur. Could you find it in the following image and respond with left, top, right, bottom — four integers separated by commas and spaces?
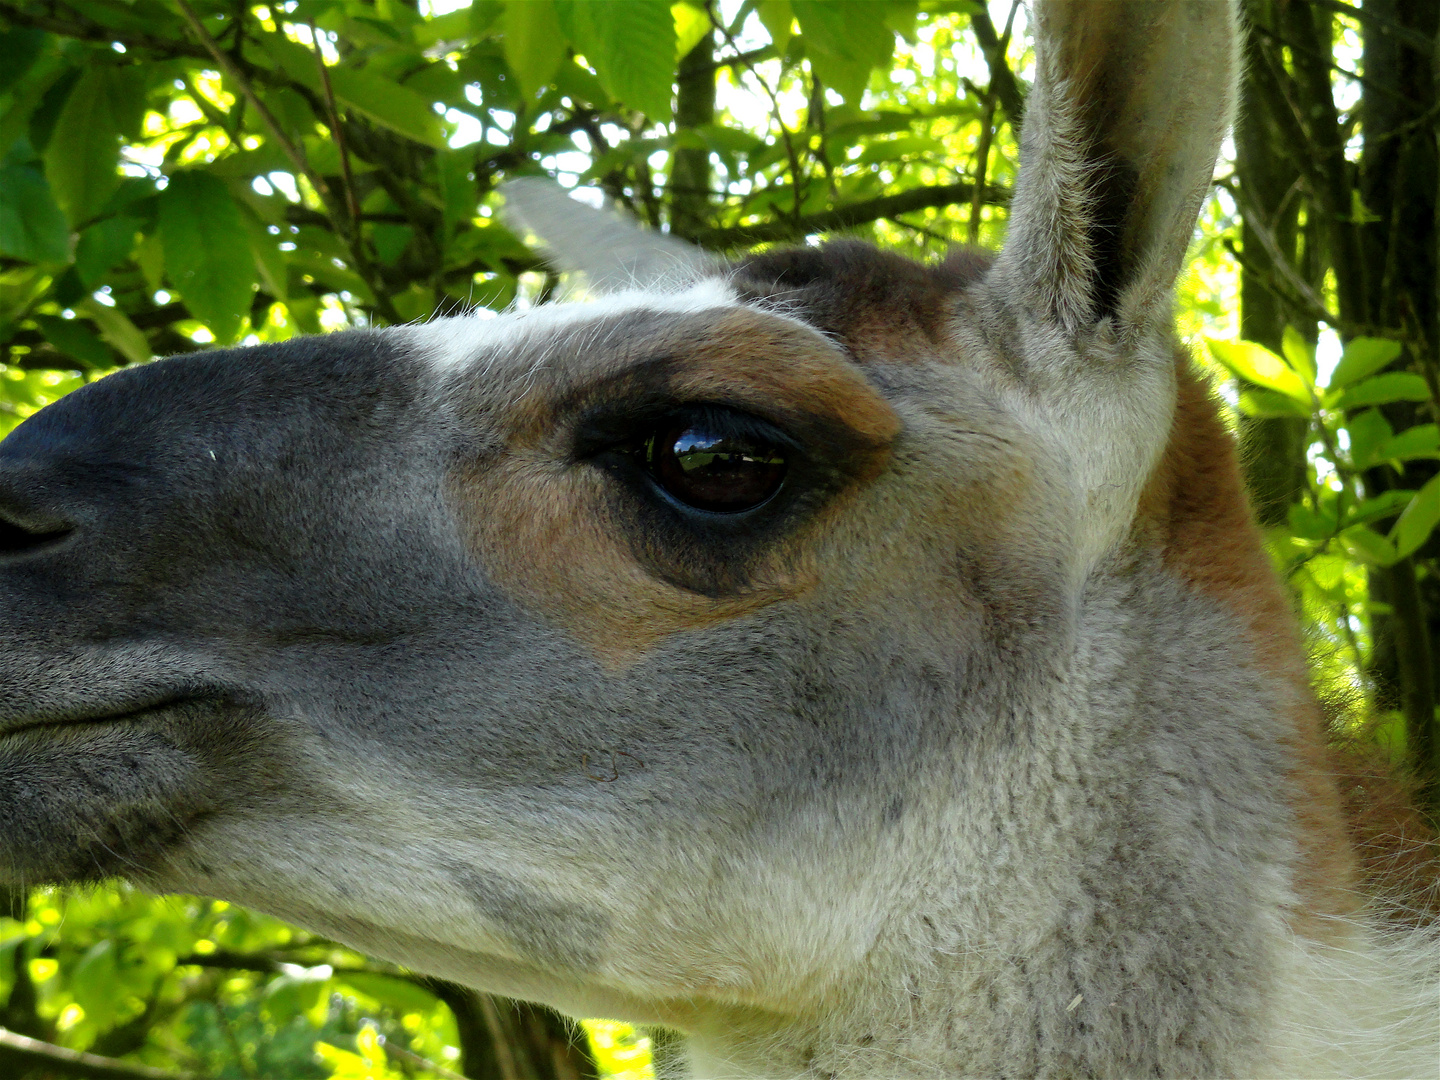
411, 240, 993, 394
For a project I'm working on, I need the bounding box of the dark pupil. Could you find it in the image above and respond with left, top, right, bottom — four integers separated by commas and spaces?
647, 423, 788, 513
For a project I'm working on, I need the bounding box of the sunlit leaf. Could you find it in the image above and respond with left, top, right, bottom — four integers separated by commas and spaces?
1288, 499, 1336, 541
793, 0, 897, 102
42, 67, 127, 224
1281, 325, 1316, 385
1347, 489, 1414, 527
159, 171, 255, 345
502, 0, 565, 100
1344, 407, 1393, 470
1235, 388, 1310, 419
1327, 336, 1402, 389
79, 298, 151, 363
1339, 523, 1398, 566
673, 1, 711, 60
1391, 473, 1440, 559
757, 0, 795, 55
1206, 338, 1311, 403
1326, 372, 1431, 410
560, 0, 676, 121
327, 67, 447, 148
1377, 423, 1440, 464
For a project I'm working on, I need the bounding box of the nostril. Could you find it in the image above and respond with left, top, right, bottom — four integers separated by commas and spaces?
0, 512, 74, 556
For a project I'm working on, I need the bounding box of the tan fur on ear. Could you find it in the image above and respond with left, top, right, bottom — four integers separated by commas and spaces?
998, 1, 1238, 328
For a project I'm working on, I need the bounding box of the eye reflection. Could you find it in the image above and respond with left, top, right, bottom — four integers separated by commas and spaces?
644, 419, 788, 513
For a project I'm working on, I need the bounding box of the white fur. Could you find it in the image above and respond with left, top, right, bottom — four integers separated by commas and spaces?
411, 278, 741, 375
1263, 923, 1440, 1079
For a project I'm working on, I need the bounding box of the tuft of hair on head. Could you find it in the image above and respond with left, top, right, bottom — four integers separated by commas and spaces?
499, 177, 725, 297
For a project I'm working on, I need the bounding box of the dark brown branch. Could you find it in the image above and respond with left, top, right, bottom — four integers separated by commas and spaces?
0, 1027, 208, 1080
0, 1, 211, 60
691, 181, 1009, 248
969, 5, 1026, 126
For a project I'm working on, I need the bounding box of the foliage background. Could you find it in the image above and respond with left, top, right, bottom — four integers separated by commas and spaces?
0, 0, 1435, 1077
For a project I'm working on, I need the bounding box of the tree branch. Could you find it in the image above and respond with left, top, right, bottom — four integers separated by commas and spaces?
968, 4, 1026, 126
0, 2, 210, 60
692, 181, 1009, 248
0, 1027, 209, 1080
173, 0, 402, 325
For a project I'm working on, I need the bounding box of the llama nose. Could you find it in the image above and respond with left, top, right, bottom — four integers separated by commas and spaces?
0, 478, 77, 559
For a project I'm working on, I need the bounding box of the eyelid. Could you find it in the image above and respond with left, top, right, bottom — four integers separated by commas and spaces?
573, 401, 799, 462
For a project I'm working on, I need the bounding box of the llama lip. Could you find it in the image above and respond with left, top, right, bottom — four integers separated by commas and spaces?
0, 693, 213, 740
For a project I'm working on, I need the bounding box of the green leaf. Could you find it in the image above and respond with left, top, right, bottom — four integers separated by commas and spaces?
327, 67, 447, 148
1328, 336, 1402, 389
159, 172, 256, 345
80, 297, 151, 363
1340, 523, 1398, 566
239, 206, 288, 304
1391, 473, 1440, 559
254, 34, 446, 147
1327, 372, 1431, 410
1288, 499, 1336, 541
336, 971, 440, 1012
503, 0, 565, 100
1281, 325, 1316, 385
1346, 489, 1414, 527
42, 67, 124, 224
1206, 338, 1311, 403
1235, 388, 1310, 419
0, 28, 47, 97
857, 135, 946, 164
0, 164, 70, 263
75, 215, 139, 287
71, 940, 121, 1028
1377, 423, 1440, 464
674, 1, 711, 59
757, 0, 794, 54
793, 0, 896, 103
32, 313, 111, 368
561, 0, 676, 121
1344, 408, 1393, 471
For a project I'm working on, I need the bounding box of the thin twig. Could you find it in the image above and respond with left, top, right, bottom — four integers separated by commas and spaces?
307, 19, 362, 226
0, 1027, 208, 1080
693, 180, 1007, 248
709, 2, 808, 229
174, 0, 401, 324
1217, 177, 1363, 336
173, 0, 326, 204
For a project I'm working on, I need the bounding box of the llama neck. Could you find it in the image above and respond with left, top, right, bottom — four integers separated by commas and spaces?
673, 570, 1307, 1078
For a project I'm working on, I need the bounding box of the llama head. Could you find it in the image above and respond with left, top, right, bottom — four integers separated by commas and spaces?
0, 3, 1261, 1073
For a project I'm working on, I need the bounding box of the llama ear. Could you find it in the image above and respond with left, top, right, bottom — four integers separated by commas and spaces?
995, 0, 1238, 331
500, 177, 723, 294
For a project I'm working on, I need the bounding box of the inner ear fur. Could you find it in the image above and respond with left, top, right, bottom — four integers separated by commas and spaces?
997, 0, 1238, 330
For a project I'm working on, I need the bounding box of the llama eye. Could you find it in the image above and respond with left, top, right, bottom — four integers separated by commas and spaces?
643, 417, 788, 514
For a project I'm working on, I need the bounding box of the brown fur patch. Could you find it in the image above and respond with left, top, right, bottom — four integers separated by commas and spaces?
1138, 356, 1359, 939
734, 241, 980, 363
1328, 712, 1440, 925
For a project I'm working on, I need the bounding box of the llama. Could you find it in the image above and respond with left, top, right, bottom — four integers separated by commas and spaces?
0, 1, 1435, 1076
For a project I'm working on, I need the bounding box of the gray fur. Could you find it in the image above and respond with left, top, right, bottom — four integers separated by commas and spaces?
0, 4, 1433, 1077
